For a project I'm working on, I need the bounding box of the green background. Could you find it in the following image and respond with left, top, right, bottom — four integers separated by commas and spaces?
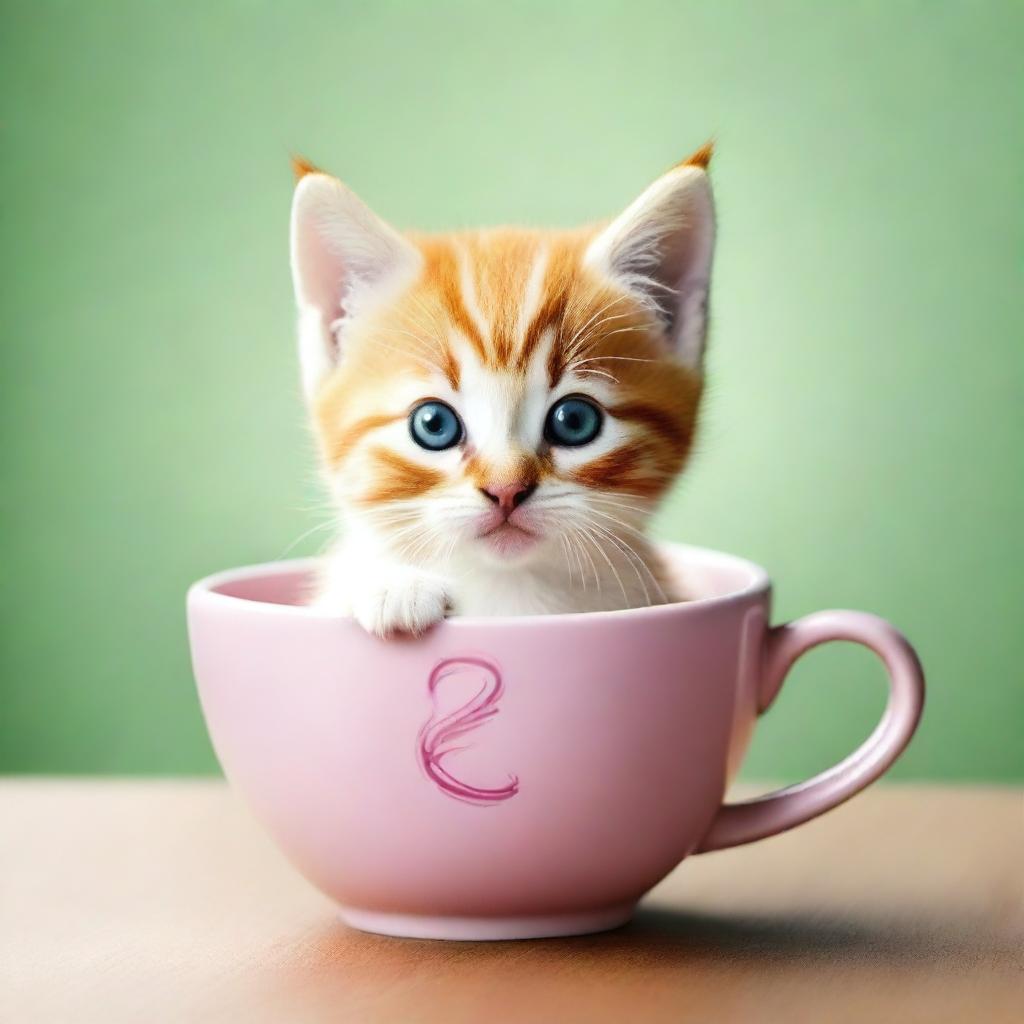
2, 1, 1021, 780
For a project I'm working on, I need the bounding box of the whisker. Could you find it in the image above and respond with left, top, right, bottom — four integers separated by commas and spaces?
565, 307, 655, 365
586, 493, 656, 517
583, 505, 649, 539
586, 520, 666, 605
275, 518, 337, 560
563, 296, 632, 353
566, 310, 640, 358
586, 522, 651, 606
568, 524, 600, 592
361, 337, 440, 375
571, 353, 657, 368
574, 367, 619, 384
568, 529, 590, 590
377, 324, 442, 358
557, 534, 578, 587
578, 523, 629, 605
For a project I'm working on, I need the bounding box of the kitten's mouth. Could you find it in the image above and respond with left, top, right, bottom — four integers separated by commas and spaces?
477, 521, 541, 558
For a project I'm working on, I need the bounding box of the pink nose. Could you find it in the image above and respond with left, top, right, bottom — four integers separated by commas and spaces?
480, 481, 537, 515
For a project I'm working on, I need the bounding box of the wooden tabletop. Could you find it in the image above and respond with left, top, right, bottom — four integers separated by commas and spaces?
1, 780, 1020, 1023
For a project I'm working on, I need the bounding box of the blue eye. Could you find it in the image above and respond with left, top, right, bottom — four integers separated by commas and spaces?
409, 401, 463, 451
544, 397, 603, 447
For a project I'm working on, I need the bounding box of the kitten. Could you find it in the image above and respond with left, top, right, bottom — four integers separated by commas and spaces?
289, 145, 715, 636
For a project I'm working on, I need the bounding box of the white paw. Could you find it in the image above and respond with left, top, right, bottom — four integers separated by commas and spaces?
351, 570, 450, 638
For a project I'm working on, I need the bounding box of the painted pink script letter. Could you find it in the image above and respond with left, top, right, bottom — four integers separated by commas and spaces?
417, 656, 519, 805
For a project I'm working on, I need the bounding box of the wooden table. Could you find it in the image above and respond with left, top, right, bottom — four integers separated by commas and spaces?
1, 781, 1020, 1023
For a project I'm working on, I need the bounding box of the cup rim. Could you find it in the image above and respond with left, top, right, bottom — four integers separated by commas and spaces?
188, 542, 771, 629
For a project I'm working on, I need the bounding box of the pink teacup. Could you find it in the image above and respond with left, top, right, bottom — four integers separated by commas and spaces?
187, 543, 924, 941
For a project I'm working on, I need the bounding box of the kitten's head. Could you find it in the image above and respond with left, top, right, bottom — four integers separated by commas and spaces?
290, 147, 714, 574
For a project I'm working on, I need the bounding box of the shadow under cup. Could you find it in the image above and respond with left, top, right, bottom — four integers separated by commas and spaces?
187, 543, 924, 941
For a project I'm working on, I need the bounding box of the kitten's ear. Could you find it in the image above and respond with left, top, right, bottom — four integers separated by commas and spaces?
289, 162, 421, 399
584, 144, 716, 370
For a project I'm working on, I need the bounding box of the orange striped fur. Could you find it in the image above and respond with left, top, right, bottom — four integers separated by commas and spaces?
312, 227, 702, 505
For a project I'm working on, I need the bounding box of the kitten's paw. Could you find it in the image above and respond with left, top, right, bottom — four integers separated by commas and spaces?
352, 571, 450, 638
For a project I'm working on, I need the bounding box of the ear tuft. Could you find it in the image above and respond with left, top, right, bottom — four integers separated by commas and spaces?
291, 154, 323, 182
679, 140, 714, 171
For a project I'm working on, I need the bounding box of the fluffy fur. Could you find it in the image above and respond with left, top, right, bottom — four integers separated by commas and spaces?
289, 147, 716, 636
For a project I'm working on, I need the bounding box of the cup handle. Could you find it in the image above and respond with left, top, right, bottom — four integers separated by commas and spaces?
696, 610, 925, 854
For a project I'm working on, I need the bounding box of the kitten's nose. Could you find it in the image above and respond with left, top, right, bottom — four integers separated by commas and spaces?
480, 481, 537, 515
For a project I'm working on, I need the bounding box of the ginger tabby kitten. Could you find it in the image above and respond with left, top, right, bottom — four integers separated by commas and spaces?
289, 145, 715, 636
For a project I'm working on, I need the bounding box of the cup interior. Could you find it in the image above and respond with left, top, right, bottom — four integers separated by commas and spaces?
196, 544, 769, 621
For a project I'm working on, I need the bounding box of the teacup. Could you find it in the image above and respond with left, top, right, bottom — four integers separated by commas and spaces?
187, 543, 924, 941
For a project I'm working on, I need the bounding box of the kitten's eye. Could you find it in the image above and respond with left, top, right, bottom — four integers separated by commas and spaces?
544, 397, 603, 447
409, 400, 464, 451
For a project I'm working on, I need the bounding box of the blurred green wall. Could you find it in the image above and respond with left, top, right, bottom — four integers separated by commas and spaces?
1, 1, 1021, 779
